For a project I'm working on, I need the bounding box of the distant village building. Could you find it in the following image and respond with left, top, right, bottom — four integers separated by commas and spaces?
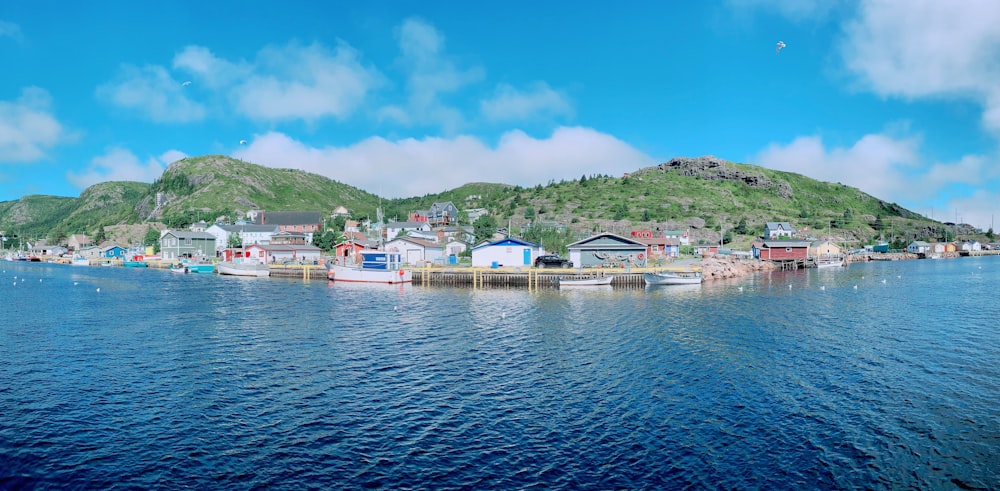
67, 234, 89, 251
568, 233, 648, 268
384, 237, 445, 265
764, 222, 797, 239
331, 205, 350, 218
471, 238, 543, 268
384, 221, 432, 242
205, 223, 279, 251
427, 202, 459, 226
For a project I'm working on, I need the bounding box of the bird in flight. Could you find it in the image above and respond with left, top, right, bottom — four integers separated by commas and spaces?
239, 140, 248, 145
776, 41, 786, 54
182, 81, 192, 87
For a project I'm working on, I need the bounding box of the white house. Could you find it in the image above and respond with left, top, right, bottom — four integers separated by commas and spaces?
444, 238, 470, 257
205, 223, 279, 251
470, 238, 543, 268
384, 237, 445, 265
961, 241, 982, 252
384, 221, 432, 241
906, 241, 930, 254
259, 244, 323, 264
764, 222, 797, 239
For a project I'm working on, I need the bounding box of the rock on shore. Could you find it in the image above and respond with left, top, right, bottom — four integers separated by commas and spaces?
699, 255, 776, 280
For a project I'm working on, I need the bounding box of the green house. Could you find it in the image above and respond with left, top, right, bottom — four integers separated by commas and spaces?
160, 230, 217, 261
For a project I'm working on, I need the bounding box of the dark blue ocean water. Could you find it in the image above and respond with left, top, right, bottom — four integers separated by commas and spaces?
1, 258, 998, 490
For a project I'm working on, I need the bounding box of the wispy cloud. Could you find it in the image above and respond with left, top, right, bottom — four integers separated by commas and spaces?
96, 65, 206, 123
239, 126, 652, 198
0, 87, 68, 162
379, 17, 485, 132
841, 0, 1000, 134
726, 0, 838, 22
481, 82, 574, 122
0, 19, 22, 42
67, 148, 186, 189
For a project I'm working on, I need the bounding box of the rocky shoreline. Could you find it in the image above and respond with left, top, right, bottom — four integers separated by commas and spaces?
699, 256, 777, 281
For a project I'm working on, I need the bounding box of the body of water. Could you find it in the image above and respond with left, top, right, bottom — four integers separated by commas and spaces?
1, 258, 998, 489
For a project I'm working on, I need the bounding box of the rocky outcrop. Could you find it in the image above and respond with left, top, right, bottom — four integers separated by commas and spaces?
652, 156, 794, 199
699, 255, 776, 280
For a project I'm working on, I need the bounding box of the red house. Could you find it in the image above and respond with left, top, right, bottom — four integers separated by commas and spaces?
755, 240, 810, 261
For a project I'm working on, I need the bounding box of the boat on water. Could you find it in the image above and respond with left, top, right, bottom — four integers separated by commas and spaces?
123, 260, 148, 268
558, 275, 613, 287
218, 261, 270, 277
644, 270, 703, 286
326, 251, 412, 284
171, 262, 215, 274
70, 256, 90, 266
815, 257, 845, 268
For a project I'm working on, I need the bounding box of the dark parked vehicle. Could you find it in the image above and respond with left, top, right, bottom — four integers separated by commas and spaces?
534, 254, 572, 268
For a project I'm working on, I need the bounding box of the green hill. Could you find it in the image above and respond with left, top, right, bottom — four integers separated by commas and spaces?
0, 154, 986, 250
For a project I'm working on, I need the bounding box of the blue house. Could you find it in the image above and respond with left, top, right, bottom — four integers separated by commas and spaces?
101, 245, 127, 259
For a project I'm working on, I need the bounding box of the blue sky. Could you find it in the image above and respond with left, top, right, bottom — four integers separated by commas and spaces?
2, 1, 999, 229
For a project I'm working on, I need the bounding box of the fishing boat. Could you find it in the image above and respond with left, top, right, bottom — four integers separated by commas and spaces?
558, 275, 613, 287
184, 263, 215, 274
122, 260, 148, 268
326, 251, 411, 284
217, 261, 270, 277
644, 270, 703, 286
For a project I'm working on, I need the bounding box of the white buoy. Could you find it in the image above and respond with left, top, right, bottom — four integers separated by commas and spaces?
820, 286, 825, 291
881, 279, 887, 284
96, 288, 101, 293
853, 285, 858, 290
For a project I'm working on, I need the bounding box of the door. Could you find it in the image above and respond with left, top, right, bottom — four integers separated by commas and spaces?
523, 248, 531, 265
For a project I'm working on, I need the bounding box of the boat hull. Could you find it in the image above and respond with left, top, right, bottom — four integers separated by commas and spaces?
326, 264, 412, 284
218, 262, 270, 277
644, 272, 703, 285
558, 276, 613, 287
185, 264, 215, 274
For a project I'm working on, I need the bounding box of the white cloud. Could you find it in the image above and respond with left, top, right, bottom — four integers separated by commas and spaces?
0, 87, 67, 162
67, 148, 186, 188
383, 17, 485, 131
754, 134, 1000, 229
841, 0, 1000, 134
481, 82, 574, 122
755, 133, 920, 201
97, 65, 206, 123
945, 189, 1000, 231
229, 41, 382, 122
0, 19, 22, 41
172, 45, 251, 89
239, 126, 652, 198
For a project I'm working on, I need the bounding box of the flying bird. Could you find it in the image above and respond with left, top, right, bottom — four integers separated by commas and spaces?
239, 139, 248, 145
776, 41, 786, 54
182, 81, 192, 87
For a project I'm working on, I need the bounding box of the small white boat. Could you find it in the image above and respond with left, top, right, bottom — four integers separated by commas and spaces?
217, 261, 270, 277
71, 256, 90, 266
326, 251, 411, 284
558, 275, 613, 287
644, 270, 703, 286
815, 258, 845, 268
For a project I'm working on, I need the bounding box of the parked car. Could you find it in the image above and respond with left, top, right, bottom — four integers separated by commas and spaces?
534, 254, 572, 268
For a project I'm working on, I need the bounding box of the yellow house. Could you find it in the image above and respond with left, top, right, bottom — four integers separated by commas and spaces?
809, 240, 843, 258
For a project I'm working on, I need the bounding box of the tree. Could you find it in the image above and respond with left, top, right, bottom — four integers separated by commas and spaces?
734, 217, 748, 235
524, 206, 536, 220
473, 215, 498, 243
312, 230, 337, 251
144, 227, 161, 253
228, 232, 243, 248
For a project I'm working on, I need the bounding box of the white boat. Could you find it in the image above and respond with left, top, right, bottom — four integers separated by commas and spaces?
326, 251, 412, 284
558, 275, 613, 287
644, 270, 703, 286
217, 261, 270, 277
71, 256, 90, 266
815, 258, 845, 268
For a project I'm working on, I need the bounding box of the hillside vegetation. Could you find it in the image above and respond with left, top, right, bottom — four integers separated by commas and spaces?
0, 155, 988, 250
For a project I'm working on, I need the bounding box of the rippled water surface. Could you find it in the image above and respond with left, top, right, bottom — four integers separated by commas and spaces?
2, 258, 998, 489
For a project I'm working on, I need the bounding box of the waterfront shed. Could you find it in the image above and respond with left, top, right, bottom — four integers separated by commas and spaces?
567, 233, 648, 268
470, 238, 542, 268
906, 241, 930, 254
755, 240, 810, 261
384, 237, 445, 265
160, 231, 217, 261
809, 240, 843, 258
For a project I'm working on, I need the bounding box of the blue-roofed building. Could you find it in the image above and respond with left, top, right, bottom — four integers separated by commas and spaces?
470, 238, 543, 268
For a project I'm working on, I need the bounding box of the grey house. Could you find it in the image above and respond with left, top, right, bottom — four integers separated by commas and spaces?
764, 222, 797, 239
567, 233, 649, 268
160, 231, 217, 260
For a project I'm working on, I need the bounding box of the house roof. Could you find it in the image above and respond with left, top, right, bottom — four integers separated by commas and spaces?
387, 237, 444, 249
472, 237, 541, 250
761, 240, 811, 248
567, 232, 646, 249
257, 244, 322, 253
765, 222, 795, 230
634, 237, 680, 246
261, 211, 323, 225
163, 231, 217, 240
386, 221, 430, 229
213, 224, 279, 233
